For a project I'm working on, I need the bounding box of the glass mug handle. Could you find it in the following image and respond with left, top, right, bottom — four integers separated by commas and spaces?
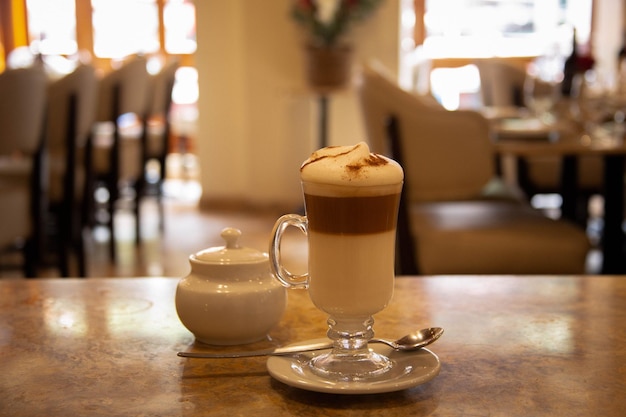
269, 214, 309, 289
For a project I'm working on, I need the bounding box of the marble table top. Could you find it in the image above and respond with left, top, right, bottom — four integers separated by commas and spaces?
1, 275, 625, 416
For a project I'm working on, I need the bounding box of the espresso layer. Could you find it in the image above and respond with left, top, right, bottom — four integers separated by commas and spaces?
304, 193, 400, 234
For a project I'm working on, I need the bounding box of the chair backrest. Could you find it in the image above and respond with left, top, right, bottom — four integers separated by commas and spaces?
46, 64, 98, 203
358, 62, 496, 202
0, 66, 47, 155
143, 58, 180, 161
47, 64, 98, 153
147, 58, 179, 116
475, 60, 526, 107
96, 55, 150, 122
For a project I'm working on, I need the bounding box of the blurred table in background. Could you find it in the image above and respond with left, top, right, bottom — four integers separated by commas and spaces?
493, 120, 626, 274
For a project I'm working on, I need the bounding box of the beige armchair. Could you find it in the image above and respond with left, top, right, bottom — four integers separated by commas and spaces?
358, 62, 590, 275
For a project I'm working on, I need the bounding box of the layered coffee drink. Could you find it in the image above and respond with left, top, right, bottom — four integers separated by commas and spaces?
269, 142, 404, 379
300, 142, 403, 318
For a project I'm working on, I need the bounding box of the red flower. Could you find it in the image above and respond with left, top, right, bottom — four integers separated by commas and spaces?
297, 0, 315, 12
577, 55, 595, 72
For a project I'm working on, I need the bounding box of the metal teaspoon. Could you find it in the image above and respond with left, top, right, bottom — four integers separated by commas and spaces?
177, 327, 444, 359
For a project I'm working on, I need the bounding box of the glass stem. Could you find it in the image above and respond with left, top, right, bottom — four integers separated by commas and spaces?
327, 315, 374, 353
307, 315, 392, 380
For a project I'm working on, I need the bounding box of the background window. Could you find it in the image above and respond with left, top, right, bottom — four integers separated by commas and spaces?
92, 0, 160, 58
164, 0, 196, 54
422, 0, 592, 58
401, 0, 594, 109
26, 0, 77, 55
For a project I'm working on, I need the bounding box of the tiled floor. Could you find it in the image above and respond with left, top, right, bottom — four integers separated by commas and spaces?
85, 174, 308, 279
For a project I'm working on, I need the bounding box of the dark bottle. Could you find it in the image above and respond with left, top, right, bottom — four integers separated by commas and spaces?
617, 33, 626, 95
618, 31, 626, 71
561, 29, 579, 97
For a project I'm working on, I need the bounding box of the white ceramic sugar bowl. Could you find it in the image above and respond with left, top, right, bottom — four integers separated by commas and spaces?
175, 227, 287, 345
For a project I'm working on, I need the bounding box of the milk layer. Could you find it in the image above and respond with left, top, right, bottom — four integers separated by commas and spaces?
307, 230, 395, 318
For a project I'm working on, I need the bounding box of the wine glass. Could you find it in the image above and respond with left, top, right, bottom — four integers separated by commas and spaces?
524, 64, 561, 125
570, 69, 622, 145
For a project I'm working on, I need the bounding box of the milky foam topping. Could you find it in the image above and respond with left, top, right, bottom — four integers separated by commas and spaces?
300, 142, 403, 186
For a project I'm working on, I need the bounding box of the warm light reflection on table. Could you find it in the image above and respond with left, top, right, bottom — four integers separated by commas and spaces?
422, 277, 579, 354
1, 276, 625, 416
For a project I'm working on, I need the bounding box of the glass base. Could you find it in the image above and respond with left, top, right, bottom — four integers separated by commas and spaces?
307, 316, 394, 381
309, 350, 392, 381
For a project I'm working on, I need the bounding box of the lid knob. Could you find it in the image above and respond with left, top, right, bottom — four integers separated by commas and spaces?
221, 227, 242, 249
191, 227, 268, 265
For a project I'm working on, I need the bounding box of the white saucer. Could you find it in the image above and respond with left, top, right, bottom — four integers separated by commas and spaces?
266, 340, 441, 394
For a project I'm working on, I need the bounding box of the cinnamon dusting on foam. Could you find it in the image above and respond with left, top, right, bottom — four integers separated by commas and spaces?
346, 153, 388, 171
300, 142, 403, 186
300, 145, 354, 171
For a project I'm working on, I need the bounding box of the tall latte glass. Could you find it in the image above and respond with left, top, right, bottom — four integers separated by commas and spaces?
270, 142, 403, 380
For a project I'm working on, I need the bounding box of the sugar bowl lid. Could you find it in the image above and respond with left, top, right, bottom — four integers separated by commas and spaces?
191, 227, 268, 265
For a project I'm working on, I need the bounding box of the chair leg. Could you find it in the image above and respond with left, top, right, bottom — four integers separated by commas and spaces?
58, 223, 71, 277
75, 218, 87, 277
108, 118, 121, 262
77, 241, 87, 277
135, 187, 142, 245
79, 177, 93, 278
23, 238, 37, 278
56, 210, 88, 277
108, 184, 116, 262
136, 114, 151, 246
54, 199, 72, 277
104, 169, 117, 262
158, 122, 170, 234
25, 143, 48, 278
158, 182, 165, 233
71, 205, 87, 277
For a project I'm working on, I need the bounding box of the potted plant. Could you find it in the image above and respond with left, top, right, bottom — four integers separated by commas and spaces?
291, 0, 383, 90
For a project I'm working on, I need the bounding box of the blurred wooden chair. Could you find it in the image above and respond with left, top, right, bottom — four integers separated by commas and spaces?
0, 66, 47, 277
89, 55, 150, 260
358, 62, 590, 275
45, 64, 98, 277
141, 57, 179, 232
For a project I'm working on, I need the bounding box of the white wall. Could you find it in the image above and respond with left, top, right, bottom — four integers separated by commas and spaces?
592, 0, 623, 74
194, 0, 400, 209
